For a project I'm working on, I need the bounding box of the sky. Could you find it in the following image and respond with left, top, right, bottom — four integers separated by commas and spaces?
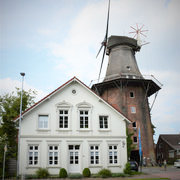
0, 0, 180, 143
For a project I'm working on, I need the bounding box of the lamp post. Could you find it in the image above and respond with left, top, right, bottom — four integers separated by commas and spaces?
17, 72, 25, 179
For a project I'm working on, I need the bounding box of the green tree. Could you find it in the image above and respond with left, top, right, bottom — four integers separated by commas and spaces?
126, 128, 135, 160
0, 88, 36, 177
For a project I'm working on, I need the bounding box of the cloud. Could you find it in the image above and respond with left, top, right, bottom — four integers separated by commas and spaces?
148, 70, 180, 142
0, 78, 47, 102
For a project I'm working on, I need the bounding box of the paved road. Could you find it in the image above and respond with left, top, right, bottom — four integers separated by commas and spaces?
127, 165, 180, 180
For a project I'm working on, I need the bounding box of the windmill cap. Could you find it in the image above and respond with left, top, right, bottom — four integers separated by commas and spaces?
107, 36, 141, 51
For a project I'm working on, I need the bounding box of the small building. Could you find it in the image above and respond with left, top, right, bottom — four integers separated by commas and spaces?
16, 77, 131, 175
156, 134, 180, 164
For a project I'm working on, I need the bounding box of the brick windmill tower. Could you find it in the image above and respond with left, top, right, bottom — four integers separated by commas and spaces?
92, 1, 162, 163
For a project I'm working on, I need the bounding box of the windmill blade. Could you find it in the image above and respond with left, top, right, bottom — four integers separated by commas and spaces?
105, 0, 110, 40
98, 46, 106, 82
140, 32, 147, 37
141, 30, 148, 32
96, 0, 110, 58
129, 31, 136, 34
96, 44, 104, 58
130, 26, 137, 31
140, 24, 144, 30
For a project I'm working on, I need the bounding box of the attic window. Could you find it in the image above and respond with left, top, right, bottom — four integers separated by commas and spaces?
72, 89, 76, 94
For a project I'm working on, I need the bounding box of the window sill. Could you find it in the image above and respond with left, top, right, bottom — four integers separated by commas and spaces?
56, 129, 72, 132
77, 129, 92, 132
36, 129, 50, 132
26, 165, 40, 169
98, 129, 111, 132
108, 164, 122, 168
47, 165, 61, 168
89, 165, 102, 168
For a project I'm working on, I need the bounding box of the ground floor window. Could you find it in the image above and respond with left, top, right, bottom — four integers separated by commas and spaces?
69, 145, 80, 164
90, 145, 99, 164
109, 145, 118, 164
28, 145, 39, 165
48, 145, 59, 165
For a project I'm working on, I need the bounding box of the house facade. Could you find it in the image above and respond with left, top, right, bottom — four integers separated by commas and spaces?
18, 77, 130, 175
156, 134, 180, 164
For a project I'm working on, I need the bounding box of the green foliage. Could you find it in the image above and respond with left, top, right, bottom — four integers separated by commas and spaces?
0, 88, 36, 177
126, 128, 135, 159
123, 162, 132, 175
59, 168, 68, 178
82, 168, 91, 177
35, 168, 50, 178
151, 123, 156, 136
68, 173, 83, 179
98, 168, 112, 178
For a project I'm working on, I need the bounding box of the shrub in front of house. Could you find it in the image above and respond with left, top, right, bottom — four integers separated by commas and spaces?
35, 168, 50, 178
123, 162, 132, 175
82, 168, 91, 177
98, 168, 112, 178
59, 168, 68, 178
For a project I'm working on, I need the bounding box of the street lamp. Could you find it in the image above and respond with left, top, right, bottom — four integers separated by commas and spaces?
17, 72, 25, 179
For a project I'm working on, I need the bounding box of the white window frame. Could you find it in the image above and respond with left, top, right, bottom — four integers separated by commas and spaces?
108, 145, 118, 164
59, 109, 69, 129
56, 101, 72, 131
77, 101, 92, 131
38, 114, 49, 130
48, 145, 59, 166
90, 145, 100, 165
99, 115, 109, 129
28, 144, 39, 166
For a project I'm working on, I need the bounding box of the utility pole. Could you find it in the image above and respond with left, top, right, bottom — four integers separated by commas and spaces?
17, 72, 25, 179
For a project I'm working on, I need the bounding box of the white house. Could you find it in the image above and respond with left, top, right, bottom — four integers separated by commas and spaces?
17, 77, 131, 175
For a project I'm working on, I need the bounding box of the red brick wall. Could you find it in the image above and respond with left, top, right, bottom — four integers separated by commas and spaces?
101, 85, 155, 161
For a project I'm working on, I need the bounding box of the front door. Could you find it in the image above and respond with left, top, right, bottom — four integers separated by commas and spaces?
69, 145, 80, 173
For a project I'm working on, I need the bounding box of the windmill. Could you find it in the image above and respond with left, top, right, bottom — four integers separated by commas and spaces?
96, 0, 110, 82
129, 24, 149, 47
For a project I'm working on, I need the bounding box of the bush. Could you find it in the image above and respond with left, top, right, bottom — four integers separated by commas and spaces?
35, 168, 49, 178
68, 173, 83, 179
59, 168, 68, 178
98, 168, 112, 178
123, 162, 132, 175
82, 168, 91, 177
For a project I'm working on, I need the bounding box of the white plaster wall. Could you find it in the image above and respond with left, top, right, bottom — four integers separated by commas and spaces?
20, 80, 128, 175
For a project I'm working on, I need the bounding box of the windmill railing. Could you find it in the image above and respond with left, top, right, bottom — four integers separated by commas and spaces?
89, 74, 163, 88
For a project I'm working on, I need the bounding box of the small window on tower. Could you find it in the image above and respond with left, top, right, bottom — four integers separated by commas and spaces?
132, 122, 136, 129
130, 106, 136, 114
133, 136, 138, 143
130, 92, 134, 98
